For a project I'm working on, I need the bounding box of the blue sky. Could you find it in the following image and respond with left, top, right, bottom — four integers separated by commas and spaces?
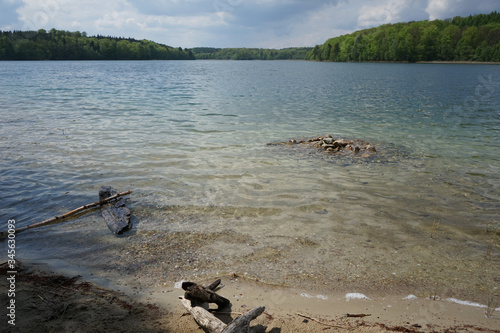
0, 0, 498, 48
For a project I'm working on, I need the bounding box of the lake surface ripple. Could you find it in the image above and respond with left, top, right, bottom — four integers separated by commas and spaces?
1, 61, 499, 300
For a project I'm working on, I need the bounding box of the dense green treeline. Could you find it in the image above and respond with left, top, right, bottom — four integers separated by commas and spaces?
191, 47, 312, 60
0, 29, 194, 60
306, 12, 500, 62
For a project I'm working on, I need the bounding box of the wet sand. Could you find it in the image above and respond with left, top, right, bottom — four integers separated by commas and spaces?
1, 260, 498, 333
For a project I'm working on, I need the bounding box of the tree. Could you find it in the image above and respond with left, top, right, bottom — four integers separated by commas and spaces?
0, 35, 15, 59
456, 26, 478, 60
438, 25, 460, 60
330, 42, 340, 61
99, 38, 117, 59
419, 24, 439, 61
321, 43, 331, 61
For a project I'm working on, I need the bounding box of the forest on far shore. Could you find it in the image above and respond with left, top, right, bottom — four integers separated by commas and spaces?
0, 28, 309, 61
190, 47, 312, 60
0, 29, 194, 60
306, 11, 500, 62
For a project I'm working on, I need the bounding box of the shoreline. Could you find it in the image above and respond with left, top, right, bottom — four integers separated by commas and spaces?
1, 259, 498, 332
2, 59, 500, 64
10, 201, 500, 322
310, 59, 500, 64
416, 60, 500, 65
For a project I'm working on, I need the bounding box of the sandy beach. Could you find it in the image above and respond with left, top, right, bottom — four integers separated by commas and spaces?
1, 260, 498, 333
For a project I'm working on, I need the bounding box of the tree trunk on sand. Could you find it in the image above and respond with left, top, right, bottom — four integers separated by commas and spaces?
179, 279, 266, 333
179, 296, 265, 333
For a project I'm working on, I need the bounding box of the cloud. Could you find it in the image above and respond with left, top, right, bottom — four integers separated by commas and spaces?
12, 0, 228, 46
211, 0, 354, 47
357, 0, 428, 29
1, 0, 498, 48
278, 1, 358, 47
426, 0, 499, 21
15, 0, 132, 31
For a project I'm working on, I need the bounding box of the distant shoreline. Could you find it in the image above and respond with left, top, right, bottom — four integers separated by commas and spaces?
193, 59, 500, 64
1, 59, 499, 64
315, 59, 500, 65
416, 60, 500, 65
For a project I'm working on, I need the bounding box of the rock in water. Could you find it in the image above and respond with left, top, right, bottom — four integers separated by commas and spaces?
99, 186, 131, 234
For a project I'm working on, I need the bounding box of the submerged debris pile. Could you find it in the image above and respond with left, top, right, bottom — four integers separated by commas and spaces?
268, 134, 377, 157
266, 134, 408, 164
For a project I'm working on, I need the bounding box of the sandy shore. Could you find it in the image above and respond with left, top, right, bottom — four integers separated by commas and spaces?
1, 260, 498, 333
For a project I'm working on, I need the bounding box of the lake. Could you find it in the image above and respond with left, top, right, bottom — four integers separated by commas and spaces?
0, 60, 499, 301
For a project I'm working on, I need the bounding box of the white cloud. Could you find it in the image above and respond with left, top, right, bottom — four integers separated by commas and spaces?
232, 1, 357, 48
13, 0, 228, 46
426, 0, 499, 21
357, 0, 406, 28
426, 0, 459, 20
356, 0, 429, 29
1, 0, 498, 48
16, 0, 131, 31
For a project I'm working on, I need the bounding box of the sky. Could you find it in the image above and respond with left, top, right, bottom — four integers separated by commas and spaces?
0, 0, 498, 48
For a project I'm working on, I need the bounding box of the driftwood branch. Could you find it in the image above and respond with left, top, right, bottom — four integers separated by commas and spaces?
179, 279, 266, 333
346, 313, 371, 318
222, 306, 265, 333
180, 296, 266, 333
297, 313, 351, 330
0, 190, 132, 240
179, 296, 227, 333
182, 279, 230, 309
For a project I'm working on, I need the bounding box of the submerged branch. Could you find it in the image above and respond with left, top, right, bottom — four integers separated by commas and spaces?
0, 190, 132, 240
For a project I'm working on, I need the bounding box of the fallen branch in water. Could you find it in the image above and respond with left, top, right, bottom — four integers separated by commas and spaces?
0, 190, 132, 240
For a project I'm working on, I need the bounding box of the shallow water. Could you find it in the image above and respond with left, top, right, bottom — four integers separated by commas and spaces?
1, 61, 499, 300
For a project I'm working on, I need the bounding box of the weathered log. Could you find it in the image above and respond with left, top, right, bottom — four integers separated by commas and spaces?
179, 295, 266, 333
99, 186, 131, 234
0, 190, 132, 240
182, 280, 230, 309
179, 296, 227, 333
222, 306, 265, 333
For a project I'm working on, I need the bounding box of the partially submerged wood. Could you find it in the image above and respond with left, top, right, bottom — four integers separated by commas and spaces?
180, 279, 266, 333
99, 186, 132, 234
0, 189, 132, 240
